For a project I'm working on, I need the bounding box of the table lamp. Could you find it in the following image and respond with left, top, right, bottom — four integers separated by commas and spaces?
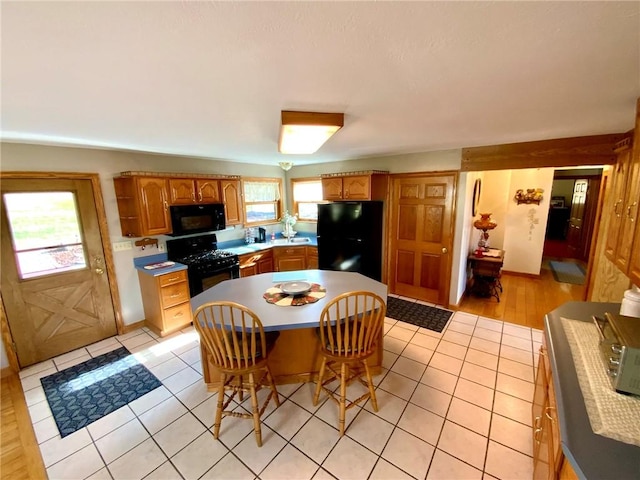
473, 213, 497, 251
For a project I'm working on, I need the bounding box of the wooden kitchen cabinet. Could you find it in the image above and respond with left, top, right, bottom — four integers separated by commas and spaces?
239, 249, 273, 277
306, 246, 318, 269
605, 99, 640, 284
274, 246, 307, 271
533, 344, 577, 480
221, 179, 243, 225
138, 269, 192, 337
321, 171, 389, 201
169, 178, 221, 205
114, 176, 171, 237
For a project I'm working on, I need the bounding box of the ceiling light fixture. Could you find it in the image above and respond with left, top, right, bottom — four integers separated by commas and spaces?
278, 161, 293, 171
278, 111, 344, 154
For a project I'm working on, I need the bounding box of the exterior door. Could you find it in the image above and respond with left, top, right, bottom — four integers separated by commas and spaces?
1, 178, 118, 367
388, 173, 456, 305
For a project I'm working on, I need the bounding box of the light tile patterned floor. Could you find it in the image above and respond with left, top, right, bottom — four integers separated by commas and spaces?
20, 295, 541, 479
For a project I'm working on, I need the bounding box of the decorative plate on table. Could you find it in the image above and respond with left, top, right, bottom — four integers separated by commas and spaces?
280, 281, 311, 295
263, 283, 327, 306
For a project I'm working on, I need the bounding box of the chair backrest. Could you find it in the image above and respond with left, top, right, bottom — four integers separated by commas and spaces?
193, 301, 268, 370
318, 291, 387, 358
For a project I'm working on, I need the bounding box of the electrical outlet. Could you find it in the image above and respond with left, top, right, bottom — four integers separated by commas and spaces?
112, 240, 132, 252
158, 243, 165, 252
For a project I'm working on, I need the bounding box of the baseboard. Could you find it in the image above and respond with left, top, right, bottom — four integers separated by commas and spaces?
502, 270, 540, 279
122, 320, 146, 333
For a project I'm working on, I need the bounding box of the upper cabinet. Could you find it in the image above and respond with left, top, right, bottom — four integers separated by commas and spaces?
220, 179, 242, 225
114, 172, 243, 236
169, 178, 221, 205
321, 171, 389, 201
114, 176, 171, 237
626, 100, 640, 286
605, 98, 640, 285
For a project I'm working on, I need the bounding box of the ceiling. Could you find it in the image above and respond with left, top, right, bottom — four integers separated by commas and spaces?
1, 2, 639, 167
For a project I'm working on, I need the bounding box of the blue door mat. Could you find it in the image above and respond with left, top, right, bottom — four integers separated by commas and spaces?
40, 346, 161, 438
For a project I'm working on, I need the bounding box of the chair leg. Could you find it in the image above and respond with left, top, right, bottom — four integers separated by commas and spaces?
213, 373, 226, 439
339, 362, 347, 436
248, 372, 263, 447
363, 360, 378, 412
238, 375, 244, 403
313, 357, 327, 406
265, 365, 280, 407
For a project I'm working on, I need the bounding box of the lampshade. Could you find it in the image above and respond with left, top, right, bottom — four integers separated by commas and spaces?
278, 111, 344, 154
278, 161, 293, 171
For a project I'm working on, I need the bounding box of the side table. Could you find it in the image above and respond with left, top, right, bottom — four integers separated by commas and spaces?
468, 250, 505, 302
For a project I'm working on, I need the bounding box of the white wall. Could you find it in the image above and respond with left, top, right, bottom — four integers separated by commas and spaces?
501, 168, 554, 274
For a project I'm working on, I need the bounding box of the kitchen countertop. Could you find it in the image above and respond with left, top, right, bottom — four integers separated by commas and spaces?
190, 269, 386, 331
134, 235, 318, 276
218, 234, 317, 255
544, 301, 640, 480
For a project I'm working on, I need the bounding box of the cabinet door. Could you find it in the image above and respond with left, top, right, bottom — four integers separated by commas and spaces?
138, 177, 171, 235
169, 179, 196, 205
221, 179, 242, 225
533, 350, 553, 480
322, 178, 343, 200
258, 251, 274, 273
306, 246, 318, 269
277, 257, 306, 272
343, 175, 370, 199
196, 179, 221, 203
604, 144, 632, 261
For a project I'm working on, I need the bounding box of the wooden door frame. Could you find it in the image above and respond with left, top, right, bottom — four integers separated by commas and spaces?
0, 172, 124, 373
386, 171, 458, 307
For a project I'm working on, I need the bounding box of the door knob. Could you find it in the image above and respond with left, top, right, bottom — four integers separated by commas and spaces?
442, 247, 448, 254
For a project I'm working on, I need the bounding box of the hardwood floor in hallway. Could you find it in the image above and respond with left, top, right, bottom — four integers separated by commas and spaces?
457, 257, 587, 331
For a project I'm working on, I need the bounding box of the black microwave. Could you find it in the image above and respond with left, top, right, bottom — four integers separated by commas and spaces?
169, 203, 226, 236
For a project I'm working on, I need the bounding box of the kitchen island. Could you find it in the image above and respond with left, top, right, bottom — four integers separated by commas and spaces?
544, 302, 640, 479
191, 269, 388, 386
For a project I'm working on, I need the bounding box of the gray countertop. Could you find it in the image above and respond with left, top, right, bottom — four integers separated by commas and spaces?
190, 269, 387, 331
544, 301, 640, 480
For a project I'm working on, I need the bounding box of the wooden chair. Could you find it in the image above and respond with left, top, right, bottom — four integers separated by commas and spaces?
193, 301, 280, 447
312, 291, 387, 436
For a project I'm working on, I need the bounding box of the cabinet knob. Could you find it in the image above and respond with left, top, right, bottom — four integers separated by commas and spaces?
614, 199, 623, 216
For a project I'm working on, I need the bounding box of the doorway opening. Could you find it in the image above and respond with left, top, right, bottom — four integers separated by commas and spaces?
542, 167, 604, 286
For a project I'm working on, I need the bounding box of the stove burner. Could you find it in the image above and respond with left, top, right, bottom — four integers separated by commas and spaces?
177, 249, 236, 265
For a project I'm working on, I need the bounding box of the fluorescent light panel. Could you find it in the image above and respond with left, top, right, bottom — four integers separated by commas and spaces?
279, 111, 344, 154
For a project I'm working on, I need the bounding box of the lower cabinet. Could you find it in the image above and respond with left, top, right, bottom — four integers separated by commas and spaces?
239, 250, 274, 277
306, 246, 318, 269
239, 245, 318, 275
274, 246, 307, 271
533, 343, 579, 480
138, 269, 192, 337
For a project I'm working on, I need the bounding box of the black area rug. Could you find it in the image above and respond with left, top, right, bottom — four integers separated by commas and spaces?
386, 297, 453, 333
41, 346, 161, 438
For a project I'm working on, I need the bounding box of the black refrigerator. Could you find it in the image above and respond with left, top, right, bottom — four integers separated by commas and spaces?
317, 201, 383, 281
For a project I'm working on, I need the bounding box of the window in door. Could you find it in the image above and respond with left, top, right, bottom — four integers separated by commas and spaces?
292, 178, 324, 221
243, 178, 283, 225
3, 191, 87, 279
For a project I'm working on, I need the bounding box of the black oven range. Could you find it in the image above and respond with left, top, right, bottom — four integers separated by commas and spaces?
166, 233, 240, 297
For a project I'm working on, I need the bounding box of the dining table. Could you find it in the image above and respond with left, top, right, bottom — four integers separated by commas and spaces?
191, 269, 389, 387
